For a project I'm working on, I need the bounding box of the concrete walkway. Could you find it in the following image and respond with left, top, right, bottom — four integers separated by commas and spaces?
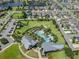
19, 44, 38, 59
19, 44, 48, 59
0, 43, 14, 53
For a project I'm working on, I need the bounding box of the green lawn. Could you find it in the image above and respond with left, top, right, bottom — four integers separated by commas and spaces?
48, 46, 71, 59
12, 7, 24, 11
13, 20, 79, 59
13, 20, 64, 43
0, 44, 26, 59
14, 0, 28, 3
27, 49, 39, 58
13, 20, 65, 59
48, 45, 79, 59
12, 12, 25, 19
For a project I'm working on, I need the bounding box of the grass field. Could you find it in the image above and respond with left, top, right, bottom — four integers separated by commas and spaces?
13, 20, 64, 43
12, 12, 25, 19
13, 20, 66, 59
48, 45, 79, 59
0, 44, 26, 59
27, 49, 39, 58
0, 20, 79, 59
12, 20, 79, 59
48, 46, 71, 59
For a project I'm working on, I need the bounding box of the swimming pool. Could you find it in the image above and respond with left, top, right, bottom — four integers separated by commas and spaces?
35, 30, 54, 42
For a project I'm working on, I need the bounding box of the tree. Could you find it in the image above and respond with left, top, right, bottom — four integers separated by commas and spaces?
23, 1, 26, 6
72, 37, 76, 43
22, 11, 27, 18
0, 38, 9, 45
10, 0, 14, 3
7, 6, 12, 10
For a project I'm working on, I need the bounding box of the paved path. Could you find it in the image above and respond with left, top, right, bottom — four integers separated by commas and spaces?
19, 44, 48, 59
19, 44, 38, 59
0, 43, 14, 53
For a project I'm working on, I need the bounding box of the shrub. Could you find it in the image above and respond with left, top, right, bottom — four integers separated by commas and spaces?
0, 38, 9, 45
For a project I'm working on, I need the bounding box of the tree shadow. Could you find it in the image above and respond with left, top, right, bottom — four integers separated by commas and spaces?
64, 46, 74, 59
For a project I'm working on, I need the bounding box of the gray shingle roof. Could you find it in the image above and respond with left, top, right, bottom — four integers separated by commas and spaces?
0, 2, 23, 10
42, 42, 64, 52
21, 35, 37, 49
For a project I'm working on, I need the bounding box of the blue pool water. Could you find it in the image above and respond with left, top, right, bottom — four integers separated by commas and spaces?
35, 30, 54, 42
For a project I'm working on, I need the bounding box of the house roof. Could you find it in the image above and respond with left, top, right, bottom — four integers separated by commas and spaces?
76, 36, 79, 41
0, 2, 23, 10
7, 2, 23, 7
21, 35, 37, 49
42, 42, 64, 52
